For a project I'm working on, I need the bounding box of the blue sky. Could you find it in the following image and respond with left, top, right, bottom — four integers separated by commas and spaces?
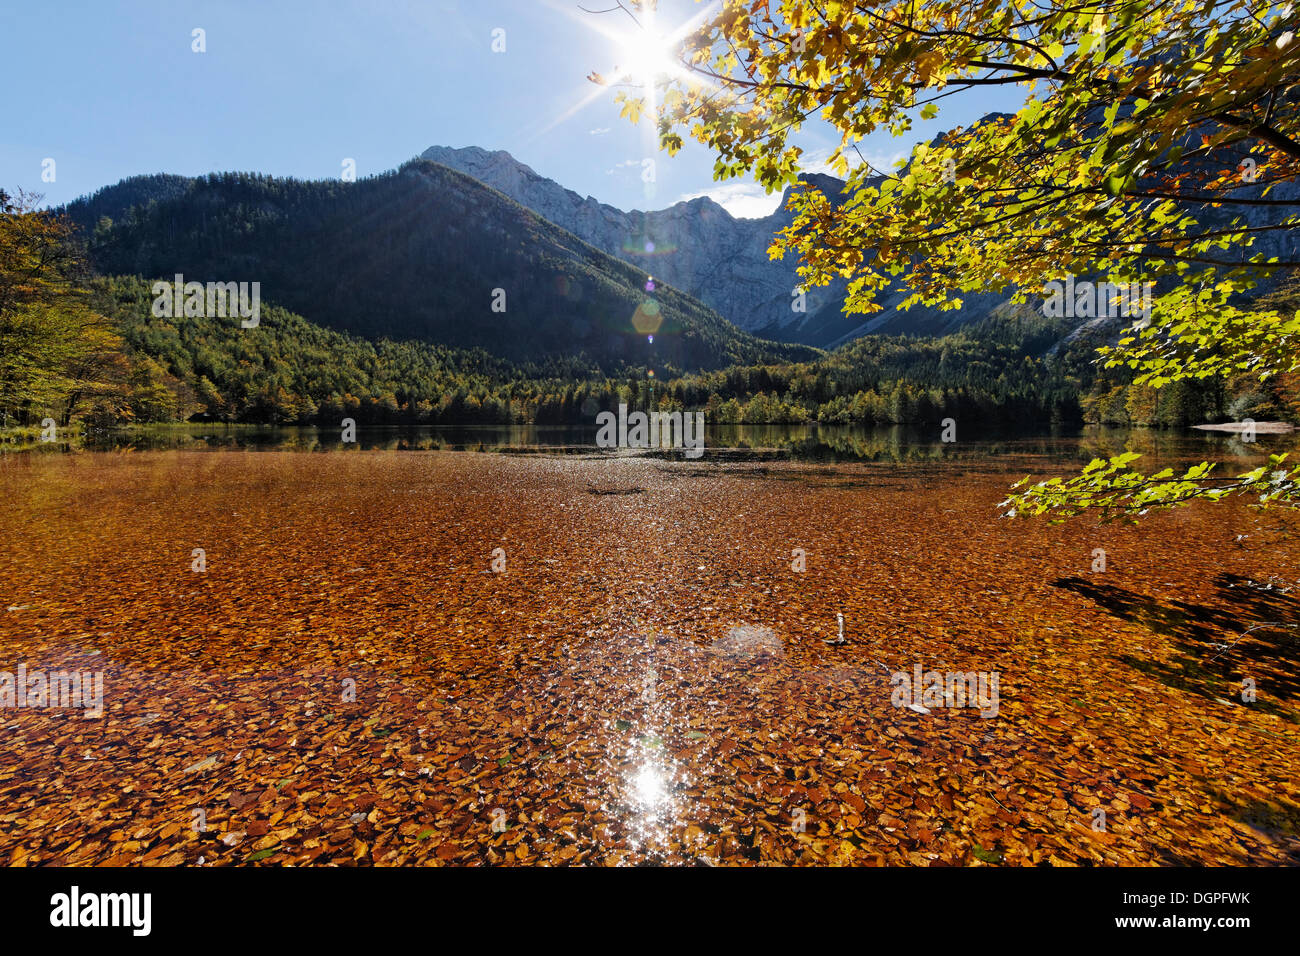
2, 0, 1028, 216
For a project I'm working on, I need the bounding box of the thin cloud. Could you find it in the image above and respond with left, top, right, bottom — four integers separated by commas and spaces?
677, 182, 784, 219
606, 158, 644, 174
802, 146, 905, 177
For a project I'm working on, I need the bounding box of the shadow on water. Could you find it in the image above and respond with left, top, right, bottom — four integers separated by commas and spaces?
1054, 574, 1300, 715
1145, 797, 1300, 862
1058, 572, 1300, 847
1200, 788, 1300, 854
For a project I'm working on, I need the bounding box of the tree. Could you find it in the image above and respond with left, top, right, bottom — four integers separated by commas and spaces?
609, 0, 1300, 518
0, 189, 123, 426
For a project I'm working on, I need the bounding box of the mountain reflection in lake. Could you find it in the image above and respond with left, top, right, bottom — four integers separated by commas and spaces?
17, 421, 1297, 471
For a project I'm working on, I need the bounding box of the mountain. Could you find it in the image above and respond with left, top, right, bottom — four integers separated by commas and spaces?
420, 145, 837, 343
60, 173, 194, 229
62, 161, 819, 375
420, 145, 1039, 347
421, 137, 1298, 349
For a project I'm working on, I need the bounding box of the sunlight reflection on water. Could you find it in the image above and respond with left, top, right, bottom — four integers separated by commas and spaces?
633, 765, 664, 806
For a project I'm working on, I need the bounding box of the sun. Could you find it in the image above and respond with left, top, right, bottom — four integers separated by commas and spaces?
614, 29, 679, 89
539, 0, 718, 138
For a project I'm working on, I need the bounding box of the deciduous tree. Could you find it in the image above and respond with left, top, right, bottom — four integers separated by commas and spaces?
612, 0, 1300, 518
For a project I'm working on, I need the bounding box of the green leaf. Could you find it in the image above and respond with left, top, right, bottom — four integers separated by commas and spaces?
972, 844, 1003, 863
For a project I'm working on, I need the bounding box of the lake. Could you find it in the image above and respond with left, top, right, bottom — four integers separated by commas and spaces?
0, 431, 1297, 865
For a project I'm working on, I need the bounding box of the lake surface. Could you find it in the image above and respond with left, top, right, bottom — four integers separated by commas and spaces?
1, 438, 1297, 865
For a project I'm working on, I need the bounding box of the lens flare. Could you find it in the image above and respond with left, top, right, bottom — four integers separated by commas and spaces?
620, 238, 677, 257
630, 298, 662, 335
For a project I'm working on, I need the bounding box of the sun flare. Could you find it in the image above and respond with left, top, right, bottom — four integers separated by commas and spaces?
535, 0, 718, 139
614, 29, 679, 88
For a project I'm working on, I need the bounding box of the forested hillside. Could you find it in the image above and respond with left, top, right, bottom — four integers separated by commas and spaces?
63, 162, 815, 375
7, 180, 1296, 432
81, 276, 1086, 427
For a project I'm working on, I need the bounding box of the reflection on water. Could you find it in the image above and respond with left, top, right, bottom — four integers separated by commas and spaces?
4, 424, 1298, 865
9, 421, 1296, 467
713, 625, 784, 657
617, 649, 690, 857
633, 765, 664, 806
